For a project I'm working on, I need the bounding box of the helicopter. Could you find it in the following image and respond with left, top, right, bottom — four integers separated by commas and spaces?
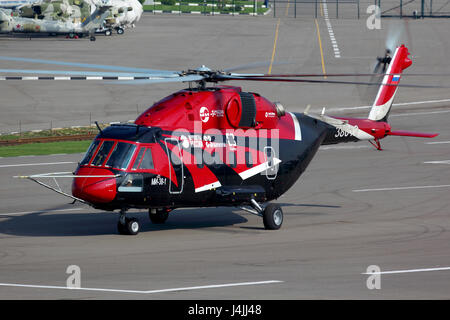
2, 44, 443, 235
0, 4, 110, 40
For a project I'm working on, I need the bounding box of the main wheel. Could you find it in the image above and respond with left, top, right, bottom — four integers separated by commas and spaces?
126, 217, 140, 235
262, 204, 283, 230
118, 217, 140, 235
149, 208, 169, 224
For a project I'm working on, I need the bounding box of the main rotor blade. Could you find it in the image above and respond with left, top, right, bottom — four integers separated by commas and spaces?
0, 56, 177, 75
0, 69, 178, 78
217, 75, 450, 88
228, 72, 450, 78
114, 74, 205, 84
224, 61, 293, 73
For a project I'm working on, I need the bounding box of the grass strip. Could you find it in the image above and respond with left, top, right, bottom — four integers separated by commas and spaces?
0, 140, 92, 158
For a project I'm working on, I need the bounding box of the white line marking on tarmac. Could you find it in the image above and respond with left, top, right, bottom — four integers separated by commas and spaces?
362, 267, 450, 275
424, 160, 450, 165
0, 280, 284, 295
320, 145, 370, 150
353, 185, 450, 192
0, 161, 75, 168
322, 0, 341, 58
426, 141, 450, 145
390, 110, 450, 117
0, 208, 83, 216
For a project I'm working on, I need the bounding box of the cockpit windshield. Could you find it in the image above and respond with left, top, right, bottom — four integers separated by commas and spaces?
92, 140, 115, 166
80, 140, 137, 170
105, 142, 136, 170
80, 140, 100, 166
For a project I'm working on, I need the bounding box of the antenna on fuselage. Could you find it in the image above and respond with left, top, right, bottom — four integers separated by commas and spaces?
95, 121, 103, 134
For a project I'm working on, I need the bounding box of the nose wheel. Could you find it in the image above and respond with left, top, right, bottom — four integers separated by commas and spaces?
117, 209, 140, 235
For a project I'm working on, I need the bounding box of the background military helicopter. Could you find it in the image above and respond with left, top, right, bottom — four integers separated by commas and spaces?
0, 0, 142, 38
1, 39, 445, 235
0, 4, 110, 40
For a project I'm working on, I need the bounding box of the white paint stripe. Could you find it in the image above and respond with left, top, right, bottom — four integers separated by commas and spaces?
426, 141, 450, 145
353, 184, 450, 192
362, 267, 450, 275
0, 280, 283, 295
424, 160, 450, 164
239, 158, 281, 180
0, 208, 82, 216
288, 112, 302, 141
195, 181, 221, 193
0, 161, 75, 168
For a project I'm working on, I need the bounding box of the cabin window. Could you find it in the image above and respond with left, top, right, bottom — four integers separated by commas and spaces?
92, 140, 115, 166
80, 140, 100, 165
105, 142, 137, 170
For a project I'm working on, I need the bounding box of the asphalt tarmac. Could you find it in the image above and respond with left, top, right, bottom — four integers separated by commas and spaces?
0, 10, 449, 299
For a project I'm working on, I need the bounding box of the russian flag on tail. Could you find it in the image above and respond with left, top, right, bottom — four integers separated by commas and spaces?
391, 74, 401, 83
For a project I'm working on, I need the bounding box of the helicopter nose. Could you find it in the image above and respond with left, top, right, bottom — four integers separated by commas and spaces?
72, 167, 117, 204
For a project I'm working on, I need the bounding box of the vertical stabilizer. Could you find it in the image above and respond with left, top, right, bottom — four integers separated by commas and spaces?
368, 45, 412, 121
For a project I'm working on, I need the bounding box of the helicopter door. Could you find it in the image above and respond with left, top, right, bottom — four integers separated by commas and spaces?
164, 138, 184, 194
264, 146, 278, 180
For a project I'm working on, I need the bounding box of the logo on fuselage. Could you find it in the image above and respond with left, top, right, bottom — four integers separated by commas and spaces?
200, 107, 210, 123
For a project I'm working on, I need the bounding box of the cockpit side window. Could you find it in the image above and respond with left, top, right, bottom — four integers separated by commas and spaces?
80, 139, 100, 166
105, 142, 137, 170
91, 140, 115, 166
131, 147, 154, 171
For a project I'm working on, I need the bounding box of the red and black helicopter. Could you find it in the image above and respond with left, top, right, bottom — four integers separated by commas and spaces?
2, 44, 443, 235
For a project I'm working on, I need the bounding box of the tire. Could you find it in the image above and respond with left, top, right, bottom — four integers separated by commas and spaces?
116, 28, 124, 35
117, 221, 127, 235
90, 36, 96, 41
262, 204, 283, 230
68, 33, 75, 39
126, 217, 140, 235
118, 217, 139, 235
149, 209, 169, 224
105, 29, 112, 36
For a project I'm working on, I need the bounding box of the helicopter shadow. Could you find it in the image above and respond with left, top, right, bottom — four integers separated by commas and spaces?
0, 202, 340, 237
0, 205, 248, 237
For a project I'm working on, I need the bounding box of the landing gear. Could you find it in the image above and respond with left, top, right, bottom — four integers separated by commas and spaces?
369, 139, 382, 151
262, 203, 283, 230
149, 208, 169, 224
117, 208, 140, 235
242, 199, 284, 230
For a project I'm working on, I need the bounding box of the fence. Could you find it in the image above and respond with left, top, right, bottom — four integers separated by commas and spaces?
379, 0, 450, 18
270, 0, 361, 19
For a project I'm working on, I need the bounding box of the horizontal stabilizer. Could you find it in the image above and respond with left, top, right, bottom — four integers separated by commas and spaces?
387, 130, 439, 138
